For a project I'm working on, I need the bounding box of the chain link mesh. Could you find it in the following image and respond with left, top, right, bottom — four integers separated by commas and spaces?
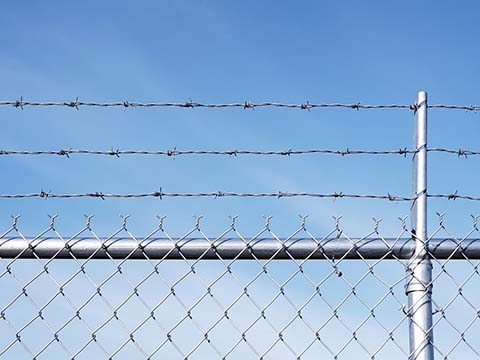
0, 215, 477, 360
427, 214, 480, 359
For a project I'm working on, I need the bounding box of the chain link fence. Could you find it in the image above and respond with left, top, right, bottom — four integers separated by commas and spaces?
0, 215, 479, 360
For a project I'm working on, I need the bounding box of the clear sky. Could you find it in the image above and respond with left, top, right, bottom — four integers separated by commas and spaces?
1, 1, 480, 359
1, 0, 480, 235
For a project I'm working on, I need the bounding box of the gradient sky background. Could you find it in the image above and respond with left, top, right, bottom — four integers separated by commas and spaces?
1, 0, 480, 235
1, 1, 480, 359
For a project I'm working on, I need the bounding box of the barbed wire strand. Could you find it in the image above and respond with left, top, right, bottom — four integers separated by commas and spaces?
0, 191, 478, 201
0, 148, 416, 157
428, 193, 480, 201
1, 99, 480, 111
0, 148, 479, 158
428, 104, 480, 111
0, 99, 415, 110
428, 148, 480, 157
0, 191, 414, 201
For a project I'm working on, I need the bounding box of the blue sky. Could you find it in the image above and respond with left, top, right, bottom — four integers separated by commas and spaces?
1, 0, 480, 235
1, 1, 480, 359
1, 0, 480, 234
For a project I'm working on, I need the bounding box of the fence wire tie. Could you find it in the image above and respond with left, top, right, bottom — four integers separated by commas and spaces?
415, 189, 426, 198
409, 103, 419, 111
416, 144, 427, 153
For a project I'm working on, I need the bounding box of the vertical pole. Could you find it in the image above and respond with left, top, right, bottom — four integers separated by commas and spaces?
407, 91, 434, 360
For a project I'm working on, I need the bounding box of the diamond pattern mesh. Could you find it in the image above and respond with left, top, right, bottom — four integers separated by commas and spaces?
0, 215, 478, 360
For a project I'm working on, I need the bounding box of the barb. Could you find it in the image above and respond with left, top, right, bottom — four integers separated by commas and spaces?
0, 99, 414, 110
0, 191, 415, 201
0, 148, 416, 157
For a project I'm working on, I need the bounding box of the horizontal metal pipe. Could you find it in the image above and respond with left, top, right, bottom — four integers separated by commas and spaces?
0, 238, 478, 260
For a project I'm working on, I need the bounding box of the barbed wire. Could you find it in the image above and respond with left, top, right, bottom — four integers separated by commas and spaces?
428, 193, 480, 201
0, 148, 416, 157
0, 99, 414, 110
0, 147, 480, 158
1, 98, 479, 111
0, 190, 478, 201
428, 148, 480, 157
0, 191, 415, 201
428, 104, 480, 111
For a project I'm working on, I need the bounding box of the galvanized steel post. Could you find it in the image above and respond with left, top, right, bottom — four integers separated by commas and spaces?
407, 91, 434, 360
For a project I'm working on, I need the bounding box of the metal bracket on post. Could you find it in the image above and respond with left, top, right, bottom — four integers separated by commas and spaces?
406, 91, 434, 360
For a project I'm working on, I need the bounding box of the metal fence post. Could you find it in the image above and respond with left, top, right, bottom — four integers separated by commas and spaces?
406, 90, 434, 360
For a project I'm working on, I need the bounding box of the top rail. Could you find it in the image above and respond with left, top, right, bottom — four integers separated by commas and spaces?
1, 237, 479, 260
